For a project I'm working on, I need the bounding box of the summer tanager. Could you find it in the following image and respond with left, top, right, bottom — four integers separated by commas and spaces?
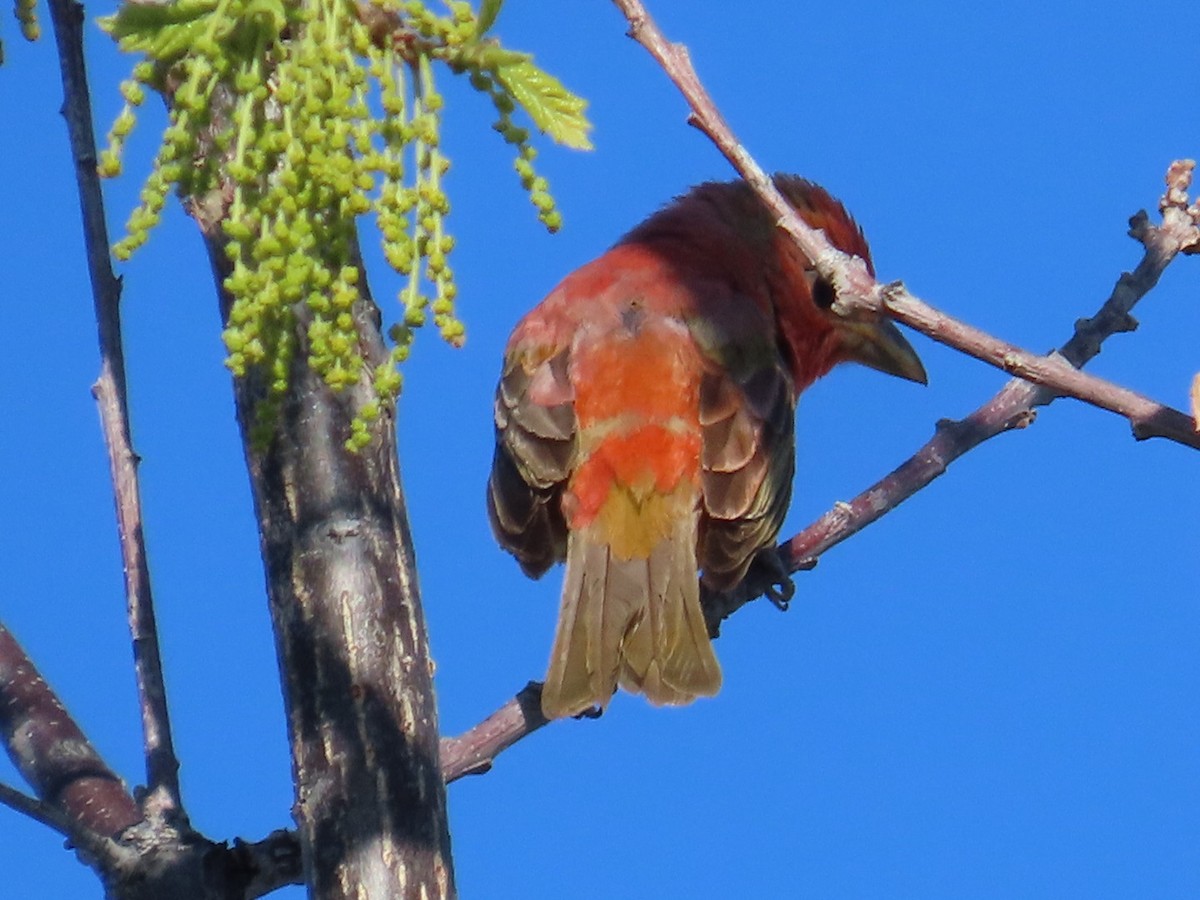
488, 175, 926, 719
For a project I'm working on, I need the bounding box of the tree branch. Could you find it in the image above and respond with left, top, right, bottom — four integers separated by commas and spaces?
185, 97, 457, 900
609, 0, 880, 300
765, 172, 1199, 567
440, 1, 1199, 779
0, 781, 74, 838
609, 0, 1200, 618
47, 0, 183, 817
0, 619, 307, 897
203, 244, 456, 898
610, 0, 1200, 453
0, 783, 131, 878
710, 198, 1192, 615
232, 829, 305, 900
0, 624, 140, 858
440, 683, 549, 783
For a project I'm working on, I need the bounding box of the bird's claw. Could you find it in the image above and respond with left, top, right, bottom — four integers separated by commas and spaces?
763, 577, 795, 611
751, 548, 796, 611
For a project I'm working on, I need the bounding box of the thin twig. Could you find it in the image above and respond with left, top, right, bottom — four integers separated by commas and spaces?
610, 0, 879, 301
441, 683, 549, 783
778, 176, 1198, 567
610, 0, 1200, 453
0, 781, 76, 838
861, 250, 1199, 448
877, 284, 1198, 448
0, 781, 129, 870
47, 0, 183, 815
609, 0, 1200, 614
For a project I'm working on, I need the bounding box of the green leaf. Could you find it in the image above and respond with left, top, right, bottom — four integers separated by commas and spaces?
476, 0, 503, 37
492, 53, 593, 150
99, 1, 218, 61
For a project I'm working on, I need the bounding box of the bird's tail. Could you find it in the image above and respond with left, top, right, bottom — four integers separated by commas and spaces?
541, 510, 722, 719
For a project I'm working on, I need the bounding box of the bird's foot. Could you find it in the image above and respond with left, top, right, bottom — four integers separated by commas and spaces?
750, 548, 796, 611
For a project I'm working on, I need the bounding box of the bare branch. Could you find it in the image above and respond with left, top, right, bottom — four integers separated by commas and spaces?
707, 164, 1200, 621
0, 624, 141, 853
879, 288, 1200, 449
47, 0, 183, 814
233, 829, 305, 899
610, 0, 1200, 453
609, 0, 878, 299
0, 780, 77, 839
0, 780, 132, 875
0, 617, 307, 895
441, 684, 550, 783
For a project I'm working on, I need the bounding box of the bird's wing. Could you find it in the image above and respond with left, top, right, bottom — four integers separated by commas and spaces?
487, 343, 576, 579
687, 287, 797, 591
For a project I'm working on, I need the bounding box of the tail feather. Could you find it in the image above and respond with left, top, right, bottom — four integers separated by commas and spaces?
541, 516, 721, 719
541, 536, 615, 715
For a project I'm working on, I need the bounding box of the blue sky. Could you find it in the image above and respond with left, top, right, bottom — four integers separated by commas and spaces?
2, 1, 1198, 896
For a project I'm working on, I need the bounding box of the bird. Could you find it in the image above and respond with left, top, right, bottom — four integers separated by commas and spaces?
487, 175, 926, 719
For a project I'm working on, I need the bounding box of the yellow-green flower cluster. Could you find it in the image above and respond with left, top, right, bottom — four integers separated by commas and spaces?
16, 0, 38, 40
2, 0, 41, 64
100, 0, 591, 450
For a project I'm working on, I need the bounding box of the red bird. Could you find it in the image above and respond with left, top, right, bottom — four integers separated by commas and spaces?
488, 176, 926, 719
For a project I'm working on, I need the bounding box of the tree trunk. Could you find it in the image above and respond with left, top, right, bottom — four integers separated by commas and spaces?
206, 242, 456, 898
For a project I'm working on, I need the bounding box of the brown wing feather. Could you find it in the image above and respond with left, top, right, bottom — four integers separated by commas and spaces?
698, 363, 796, 590
487, 347, 576, 579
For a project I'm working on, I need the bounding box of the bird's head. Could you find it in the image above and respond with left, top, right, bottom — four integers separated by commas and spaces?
770, 174, 926, 390
618, 174, 926, 392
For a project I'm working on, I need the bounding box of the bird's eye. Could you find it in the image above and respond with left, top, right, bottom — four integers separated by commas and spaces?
811, 274, 836, 310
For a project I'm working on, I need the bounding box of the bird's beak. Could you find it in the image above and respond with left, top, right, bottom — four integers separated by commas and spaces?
839, 318, 927, 384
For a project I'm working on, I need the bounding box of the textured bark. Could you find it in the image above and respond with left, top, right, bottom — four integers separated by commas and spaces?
440, 683, 550, 782
96, 826, 303, 900
0, 623, 305, 899
204, 243, 455, 898
0, 625, 140, 840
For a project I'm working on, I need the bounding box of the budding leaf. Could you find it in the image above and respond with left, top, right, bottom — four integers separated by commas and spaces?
99, 2, 217, 61
491, 51, 593, 150
477, 0, 503, 37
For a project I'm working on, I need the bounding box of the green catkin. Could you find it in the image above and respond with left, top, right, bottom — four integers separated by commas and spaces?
99, 0, 591, 449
